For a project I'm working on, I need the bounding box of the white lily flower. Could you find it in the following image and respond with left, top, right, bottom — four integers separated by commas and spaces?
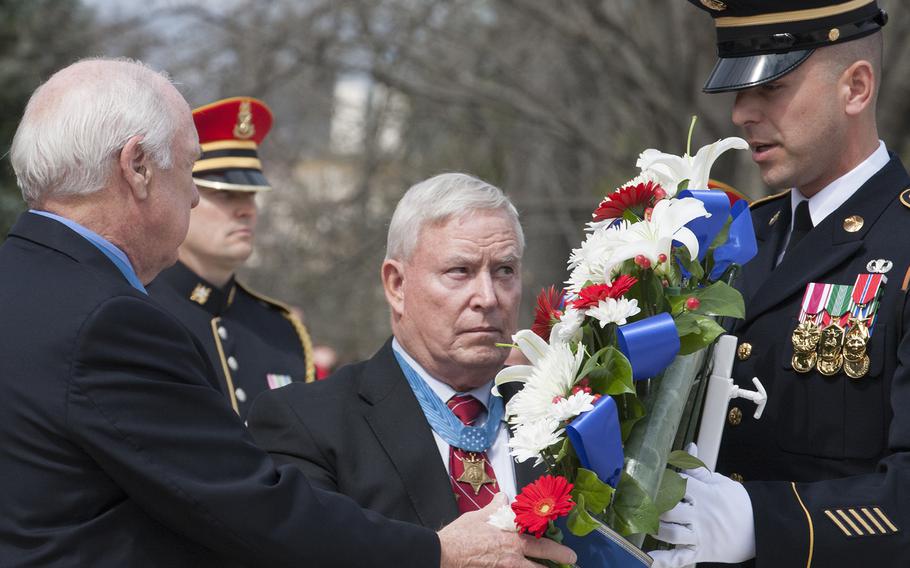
508, 418, 564, 466
636, 136, 748, 193
550, 391, 596, 422
588, 297, 641, 327
487, 502, 518, 532
604, 197, 709, 269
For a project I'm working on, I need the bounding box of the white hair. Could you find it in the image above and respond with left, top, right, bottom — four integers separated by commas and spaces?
385, 172, 525, 261
10, 57, 179, 205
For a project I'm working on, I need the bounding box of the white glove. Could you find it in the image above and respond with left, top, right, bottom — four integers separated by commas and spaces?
649, 444, 756, 568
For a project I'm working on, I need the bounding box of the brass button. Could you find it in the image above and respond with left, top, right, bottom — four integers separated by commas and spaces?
728, 407, 743, 426
730, 472, 744, 483
843, 215, 864, 232
737, 342, 752, 361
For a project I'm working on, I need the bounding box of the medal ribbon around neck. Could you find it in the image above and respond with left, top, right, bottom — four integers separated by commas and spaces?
394, 351, 504, 453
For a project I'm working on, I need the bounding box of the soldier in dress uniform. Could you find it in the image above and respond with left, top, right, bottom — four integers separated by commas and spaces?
149, 97, 314, 420
652, 2, 910, 567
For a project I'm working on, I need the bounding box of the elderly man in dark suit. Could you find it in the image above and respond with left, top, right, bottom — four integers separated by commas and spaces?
0, 58, 574, 568
249, 173, 538, 528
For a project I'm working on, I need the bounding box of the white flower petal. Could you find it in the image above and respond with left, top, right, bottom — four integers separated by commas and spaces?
488, 503, 518, 532
508, 418, 564, 466
550, 391, 596, 422
512, 329, 550, 367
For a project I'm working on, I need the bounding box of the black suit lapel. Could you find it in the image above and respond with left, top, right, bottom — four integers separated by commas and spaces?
360, 342, 459, 529
744, 157, 909, 323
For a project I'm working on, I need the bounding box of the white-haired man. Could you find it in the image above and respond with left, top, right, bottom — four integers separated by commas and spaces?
249, 173, 541, 528
0, 59, 575, 568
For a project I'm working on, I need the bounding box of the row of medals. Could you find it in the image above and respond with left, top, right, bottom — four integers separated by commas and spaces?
791, 316, 871, 379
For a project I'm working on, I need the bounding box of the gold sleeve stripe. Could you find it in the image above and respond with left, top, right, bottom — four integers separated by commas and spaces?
836, 510, 864, 535
210, 317, 240, 414
848, 509, 875, 535
861, 508, 887, 534
873, 508, 899, 532
715, 0, 874, 28
791, 483, 814, 568
824, 510, 854, 536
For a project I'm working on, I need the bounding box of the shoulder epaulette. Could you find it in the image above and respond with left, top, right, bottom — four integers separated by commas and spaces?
749, 189, 790, 210
234, 280, 316, 382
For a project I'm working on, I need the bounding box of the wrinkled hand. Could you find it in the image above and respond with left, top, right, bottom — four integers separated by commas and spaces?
649, 445, 756, 568
438, 493, 577, 568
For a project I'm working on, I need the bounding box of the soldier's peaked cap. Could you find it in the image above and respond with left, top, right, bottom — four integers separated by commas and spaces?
192, 97, 274, 192
689, 0, 888, 93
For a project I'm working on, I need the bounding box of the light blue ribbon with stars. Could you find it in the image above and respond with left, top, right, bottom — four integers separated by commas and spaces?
393, 350, 504, 453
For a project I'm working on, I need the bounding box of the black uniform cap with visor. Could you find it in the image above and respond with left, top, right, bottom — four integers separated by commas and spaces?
689, 0, 888, 93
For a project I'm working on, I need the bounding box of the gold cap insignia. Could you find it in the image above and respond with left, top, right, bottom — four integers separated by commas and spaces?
190, 283, 212, 305
843, 215, 864, 233
828, 28, 841, 42
700, 0, 726, 11
233, 100, 256, 140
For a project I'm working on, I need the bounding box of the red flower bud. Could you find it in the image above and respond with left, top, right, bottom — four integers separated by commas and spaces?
686, 297, 701, 311
644, 207, 653, 221
634, 255, 651, 269
653, 187, 667, 200
658, 253, 667, 264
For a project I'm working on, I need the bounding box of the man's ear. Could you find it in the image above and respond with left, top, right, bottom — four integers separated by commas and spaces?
118, 135, 152, 200
381, 259, 406, 318
842, 60, 875, 116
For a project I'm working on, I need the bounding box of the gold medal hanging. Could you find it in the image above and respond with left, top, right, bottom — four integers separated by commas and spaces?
842, 318, 871, 379
791, 318, 821, 373
456, 453, 496, 495
816, 323, 845, 376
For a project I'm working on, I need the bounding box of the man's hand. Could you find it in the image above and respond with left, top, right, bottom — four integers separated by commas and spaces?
649, 448, 756, 568
438, 494, 577, 568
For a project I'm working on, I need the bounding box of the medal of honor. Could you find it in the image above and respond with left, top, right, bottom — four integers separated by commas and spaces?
456, 453, 496, 495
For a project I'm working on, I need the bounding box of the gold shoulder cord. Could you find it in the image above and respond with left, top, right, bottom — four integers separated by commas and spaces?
209, 317, 240, 414
749, 189, 790, 210
791, 482, 814, 568
235, 282, 316, 383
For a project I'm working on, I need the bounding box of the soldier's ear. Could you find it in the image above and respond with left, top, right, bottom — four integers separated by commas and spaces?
381, 259, 406, 318
119, 135, 152, 200
842, 59, 875, 117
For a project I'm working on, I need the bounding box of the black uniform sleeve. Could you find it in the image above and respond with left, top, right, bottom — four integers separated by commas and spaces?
66, 295, 439, 568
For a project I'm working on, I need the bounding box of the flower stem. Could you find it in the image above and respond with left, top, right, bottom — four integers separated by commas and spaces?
686, 115, 698, 156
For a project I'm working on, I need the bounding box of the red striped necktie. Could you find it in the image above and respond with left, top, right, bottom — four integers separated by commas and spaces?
447, 394, 500, 513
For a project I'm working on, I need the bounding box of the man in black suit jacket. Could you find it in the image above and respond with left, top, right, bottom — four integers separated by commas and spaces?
0, 58, 574, 568
249, 173, 538, 529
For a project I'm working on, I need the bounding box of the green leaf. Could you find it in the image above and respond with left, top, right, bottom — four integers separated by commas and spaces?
616, 393, 646, 441
554, 438, 571, 463
673, 311, 701, 336
677, 315, 726, 355
586, 347, 634, 396
654, 469, 687, 515
571, 468, 615, 514
689, 281, 745, 318
610, 472, 659, 536
567, 493, 601, 537
667, 450, 707, 470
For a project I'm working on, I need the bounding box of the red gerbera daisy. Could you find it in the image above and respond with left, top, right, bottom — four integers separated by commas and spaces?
593, 180, 666, 221
569, 274, 638, 310
532, 286, 565, 340
512, 475, 575, 538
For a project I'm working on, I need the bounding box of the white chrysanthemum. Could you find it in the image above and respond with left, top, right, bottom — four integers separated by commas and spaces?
508, 418, 564, 466
636, 136, 748, 193
505, 340, 585, 425
549, 307, 585, 344
588, 297, 641, 327
550, 391, 596, 422
565, 221, 630, 294
487, 503, 518, 532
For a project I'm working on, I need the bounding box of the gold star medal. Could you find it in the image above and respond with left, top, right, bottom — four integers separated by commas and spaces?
456, 453, 496, 495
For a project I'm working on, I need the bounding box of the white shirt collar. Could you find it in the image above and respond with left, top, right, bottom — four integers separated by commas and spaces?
790, 140, 889, 228
391, 337, 493, 410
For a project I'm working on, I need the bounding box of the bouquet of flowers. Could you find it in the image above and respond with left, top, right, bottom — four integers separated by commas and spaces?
490, 121, 757, 564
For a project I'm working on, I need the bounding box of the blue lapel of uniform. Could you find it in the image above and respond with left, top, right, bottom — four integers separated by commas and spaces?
360, 340, 459, 529
744, 156, 909, 323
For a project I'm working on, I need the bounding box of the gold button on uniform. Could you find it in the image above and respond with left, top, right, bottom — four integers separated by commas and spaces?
728, 407, 743, 426
737, 342, 752, 361
730, 473, 744, 483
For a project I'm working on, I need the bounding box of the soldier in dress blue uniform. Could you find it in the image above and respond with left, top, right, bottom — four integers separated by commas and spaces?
652, 2, 910, 567
149, 97, 314, 420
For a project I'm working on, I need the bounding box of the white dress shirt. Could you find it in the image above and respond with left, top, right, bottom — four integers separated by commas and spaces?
777, 141, 889, 264
392, 338, 517, 499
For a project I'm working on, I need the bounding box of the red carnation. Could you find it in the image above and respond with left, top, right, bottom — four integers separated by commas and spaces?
593, 180, 666, 221
569, 274, 638, 310
512, 475, 575, 538
532, 286, 565, 340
